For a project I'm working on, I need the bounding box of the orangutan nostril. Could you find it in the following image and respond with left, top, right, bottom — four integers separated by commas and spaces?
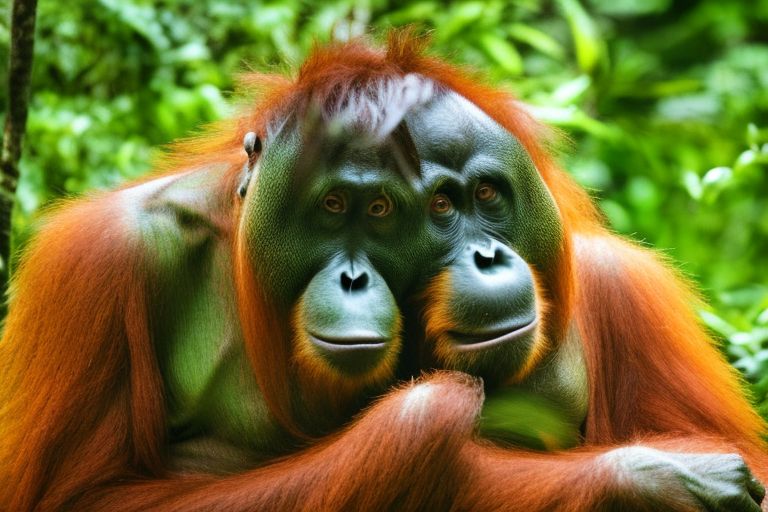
341, 271, 369, 292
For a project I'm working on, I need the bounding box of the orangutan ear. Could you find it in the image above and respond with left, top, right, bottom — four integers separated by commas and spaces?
238, 131, 262, 198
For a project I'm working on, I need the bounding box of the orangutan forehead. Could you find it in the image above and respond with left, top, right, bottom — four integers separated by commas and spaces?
266, 73, 442, 142
324, 73, 439, 140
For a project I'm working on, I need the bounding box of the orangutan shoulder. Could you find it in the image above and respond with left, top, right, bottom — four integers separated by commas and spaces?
116, 166, 235, 260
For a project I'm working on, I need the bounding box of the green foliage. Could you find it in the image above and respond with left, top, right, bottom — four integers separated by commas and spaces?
1, 0, 766, 414
480, 390, 582, 450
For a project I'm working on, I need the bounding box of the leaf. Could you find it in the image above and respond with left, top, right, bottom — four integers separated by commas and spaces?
682, 170, 702, 200
702, 166, 733, 187
478, 34, 523, 75
734, 150, 757, 170
97, 0, 170, 50
437, 1, 488, 41
380, 2, 439, 25
551, 75, 591, 105
699, 166, 733, 203
169, 41, 210, 63
730, 329, 768, 349
508, 23, 565, 60
556, 0, 603, 73
527, 105, 617, 140
699, 309, 738, 338
479, 390, 581, 451
747, 123, 760, 149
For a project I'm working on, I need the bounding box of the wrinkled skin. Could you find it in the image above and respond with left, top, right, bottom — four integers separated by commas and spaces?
144, 123, 435, 468
603, 447, 765, 511
402, 91, 587, 446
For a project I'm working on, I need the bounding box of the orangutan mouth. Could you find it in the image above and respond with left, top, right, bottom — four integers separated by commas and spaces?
448, 318, 538, 352
308, 333, 388, 352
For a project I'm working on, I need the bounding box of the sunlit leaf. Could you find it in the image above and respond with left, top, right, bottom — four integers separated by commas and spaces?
169, 41, 210, 63
656, 94, 720, 121
551, 75, 591, 105
508, 23, 565, 60
699, 310, 738, 338
730, 329, 768, 348
682, 170, 702, 200
734, 150, 758, 170
555, 0, 603, 73
437, 1, 487, 41
589, 0, 670, 16
747, 123, 760, 149
528, 105, 617, 139
702, 166, 733, 187
478, 34, 523, 75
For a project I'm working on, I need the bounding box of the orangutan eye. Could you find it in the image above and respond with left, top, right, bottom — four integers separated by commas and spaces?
431, 193, 453, 214
475, 183, 497, 202
368, 195, 393, 217
323, 193, 346, 213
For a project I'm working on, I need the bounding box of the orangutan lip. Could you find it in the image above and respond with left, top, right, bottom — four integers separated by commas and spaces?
448, 318, 538, 351
308, 333, 388, 351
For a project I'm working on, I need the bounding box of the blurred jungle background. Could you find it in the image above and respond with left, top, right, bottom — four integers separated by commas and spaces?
0, 0, 767, 418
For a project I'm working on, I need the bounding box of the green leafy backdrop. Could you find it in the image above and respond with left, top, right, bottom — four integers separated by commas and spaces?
1, 0, 767, 416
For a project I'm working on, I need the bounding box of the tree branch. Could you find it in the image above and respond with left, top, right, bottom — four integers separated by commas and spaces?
0, 0, 38, 290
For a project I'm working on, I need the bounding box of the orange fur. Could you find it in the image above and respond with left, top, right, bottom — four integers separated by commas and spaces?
232, 212, 298, 435
513, 268, 552, 382
574, 233, 768, 481
420, 270, 460, 366
0, 195, 165, 509
291, 298, 403, 420
420, 268, 551, 383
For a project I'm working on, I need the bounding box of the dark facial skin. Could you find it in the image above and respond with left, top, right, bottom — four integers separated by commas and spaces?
403, 91, 564, 385
241, 91, 562, 392
240, 122, 432, 382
